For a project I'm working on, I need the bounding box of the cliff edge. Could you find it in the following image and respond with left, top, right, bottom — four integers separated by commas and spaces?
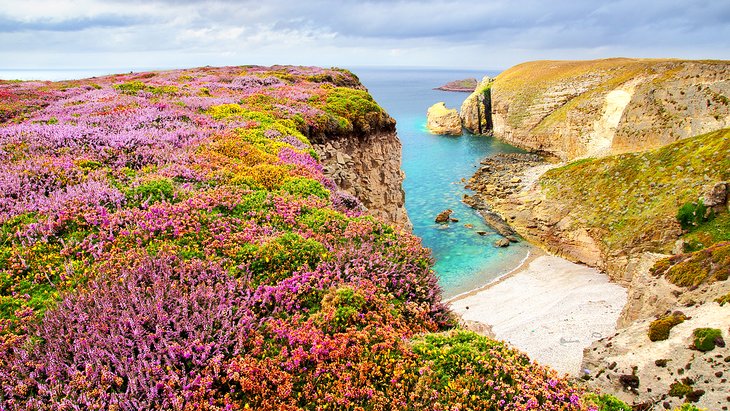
462, 58, 730, 160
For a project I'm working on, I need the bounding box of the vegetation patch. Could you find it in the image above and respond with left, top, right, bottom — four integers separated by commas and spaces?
582, 393, 632, 411
540, 128, 730, 253
669, 380, 694, 398
651, 242, 730, 287
716, 292, 730, 306
648, 312, 687, 341
692, 328, 723, 352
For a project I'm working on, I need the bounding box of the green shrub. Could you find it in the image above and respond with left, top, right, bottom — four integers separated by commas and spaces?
583, 393, 632, 411
75, 159, 103, 171
112, 81, 178, 96
126, 177, 175, 206
648, 313, 686, 341
297, 208, 348, 234
669, 381, 693, 397
279, 177, 329, 199
322, 87, 384, 132
113, 81, 147, 95
330, 287, 366, 331
238, 233, 327, 283
674, 403, 706, 411
677, 199, 711, 230
692, 328, 722, 351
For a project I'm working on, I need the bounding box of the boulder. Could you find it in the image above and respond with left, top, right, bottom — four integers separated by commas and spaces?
435, 209, 453, 223
427, 102, 462, 135
494, 238, 510, 247
702, 181, 727, 210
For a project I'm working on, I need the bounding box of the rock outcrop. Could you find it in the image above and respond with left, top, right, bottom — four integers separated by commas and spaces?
460, 76, 494, 133
311, 115, 412, 230
426, 102, 462, 135
461, 59, 730, 160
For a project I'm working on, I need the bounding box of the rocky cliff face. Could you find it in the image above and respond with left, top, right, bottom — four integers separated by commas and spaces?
462, 59, 730, 160
460, 76, 493, 133
311, 116, 412, 230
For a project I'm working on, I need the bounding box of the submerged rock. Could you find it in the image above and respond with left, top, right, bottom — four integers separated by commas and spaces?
427, 102, 462, 135
494, 238, 510, 247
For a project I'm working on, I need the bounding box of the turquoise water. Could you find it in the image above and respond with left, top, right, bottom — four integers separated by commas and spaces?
355, 68, 531, 298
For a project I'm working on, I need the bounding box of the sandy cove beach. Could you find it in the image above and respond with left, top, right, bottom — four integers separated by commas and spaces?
448, 250, 627, 376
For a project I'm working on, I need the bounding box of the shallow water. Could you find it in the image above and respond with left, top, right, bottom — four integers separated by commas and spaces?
354, 68, 531, 298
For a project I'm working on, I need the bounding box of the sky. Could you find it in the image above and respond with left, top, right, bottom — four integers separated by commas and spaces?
0, 0, 729, 72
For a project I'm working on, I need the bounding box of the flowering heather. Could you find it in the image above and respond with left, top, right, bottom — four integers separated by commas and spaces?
0, 66, 593, 410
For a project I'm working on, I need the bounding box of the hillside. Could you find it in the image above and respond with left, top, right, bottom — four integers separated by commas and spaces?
0, 66, 597, 410
466, 128, 730, 410
461, 58, 730, 160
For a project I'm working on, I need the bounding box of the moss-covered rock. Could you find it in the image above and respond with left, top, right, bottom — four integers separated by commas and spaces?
692, 328, 723, 352
669, 381, 693, 397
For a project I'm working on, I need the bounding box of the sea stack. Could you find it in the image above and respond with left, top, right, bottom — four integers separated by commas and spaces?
427, 102, 462, 135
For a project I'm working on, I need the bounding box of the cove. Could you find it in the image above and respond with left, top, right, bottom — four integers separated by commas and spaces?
355, 68, 531, 298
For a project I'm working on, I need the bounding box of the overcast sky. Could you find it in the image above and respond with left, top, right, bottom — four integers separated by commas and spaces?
1, 0, 729, 72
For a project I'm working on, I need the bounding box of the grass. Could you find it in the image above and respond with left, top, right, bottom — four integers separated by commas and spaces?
540, 128, 730, 252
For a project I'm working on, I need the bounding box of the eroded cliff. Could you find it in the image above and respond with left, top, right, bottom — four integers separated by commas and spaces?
311, 115, 412, 229
462, 59, 730, 160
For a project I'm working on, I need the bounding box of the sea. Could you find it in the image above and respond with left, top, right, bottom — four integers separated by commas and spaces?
0, 67, 531, 298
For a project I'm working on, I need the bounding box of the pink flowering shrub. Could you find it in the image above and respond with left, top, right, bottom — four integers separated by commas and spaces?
0, 66, 594, 410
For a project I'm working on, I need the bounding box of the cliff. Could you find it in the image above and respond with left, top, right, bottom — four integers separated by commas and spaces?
462, 59, 730, 160
310, 115, 412, 229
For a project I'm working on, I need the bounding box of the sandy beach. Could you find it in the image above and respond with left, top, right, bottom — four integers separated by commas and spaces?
449, 252, 627, 376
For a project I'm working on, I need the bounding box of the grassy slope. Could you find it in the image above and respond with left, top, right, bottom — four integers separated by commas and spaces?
492, 58, 727, 131
540, 128, 730, 253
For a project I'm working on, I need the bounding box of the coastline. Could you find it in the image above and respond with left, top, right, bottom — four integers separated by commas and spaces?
444, 246, 541, 304
448, 251, 627, 376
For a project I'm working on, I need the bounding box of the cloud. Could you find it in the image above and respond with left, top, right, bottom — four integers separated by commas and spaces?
0, 14, 150, 32
0, 0, 728, 70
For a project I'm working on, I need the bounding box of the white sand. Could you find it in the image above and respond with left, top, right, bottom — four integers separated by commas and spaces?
449, 255, 627, 376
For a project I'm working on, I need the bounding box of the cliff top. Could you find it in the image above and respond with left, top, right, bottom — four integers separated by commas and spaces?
495, 58, 729, 92
476, 57, 730, 160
